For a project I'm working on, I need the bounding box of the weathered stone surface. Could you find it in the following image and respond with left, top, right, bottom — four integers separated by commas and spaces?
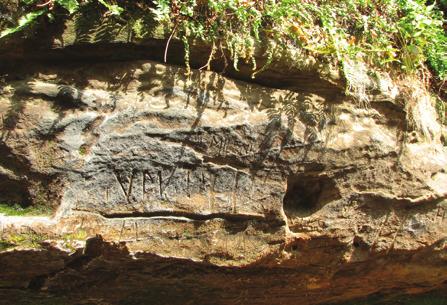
0, 58, 446, 304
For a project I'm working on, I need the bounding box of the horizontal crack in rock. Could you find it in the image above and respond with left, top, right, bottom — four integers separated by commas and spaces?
356, 191, 447, 205
78, 209, 267, 222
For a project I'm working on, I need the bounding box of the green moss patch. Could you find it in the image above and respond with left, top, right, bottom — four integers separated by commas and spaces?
0, 203, 53, 216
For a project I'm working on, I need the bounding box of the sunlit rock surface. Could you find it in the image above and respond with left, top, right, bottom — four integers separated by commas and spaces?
0, 59, 446, 304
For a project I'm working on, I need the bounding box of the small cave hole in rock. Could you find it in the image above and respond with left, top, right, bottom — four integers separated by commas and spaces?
56, 85, 79, 107
0, 175, 32, 208
283, 174, 340, 218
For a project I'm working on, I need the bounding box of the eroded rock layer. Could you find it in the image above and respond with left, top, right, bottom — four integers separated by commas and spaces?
0, 59, 446, 305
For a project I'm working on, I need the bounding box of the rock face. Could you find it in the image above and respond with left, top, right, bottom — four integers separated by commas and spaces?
0, 57, 446, 305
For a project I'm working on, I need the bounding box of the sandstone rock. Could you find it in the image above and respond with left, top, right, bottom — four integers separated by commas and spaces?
0, 57, 446, 304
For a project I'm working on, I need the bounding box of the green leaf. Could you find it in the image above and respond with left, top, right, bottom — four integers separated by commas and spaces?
0, 9, 46, 39
55, 0, 79, 14
98, 0, 124, 16
47, 12, 55, 22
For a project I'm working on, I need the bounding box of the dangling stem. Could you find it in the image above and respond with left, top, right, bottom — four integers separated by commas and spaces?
36, 0, 53, 7
164, 23, 178, 63
199, 41, 216, 70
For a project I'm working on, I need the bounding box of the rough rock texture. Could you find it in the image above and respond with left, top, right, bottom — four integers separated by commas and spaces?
0, 55, 447, 304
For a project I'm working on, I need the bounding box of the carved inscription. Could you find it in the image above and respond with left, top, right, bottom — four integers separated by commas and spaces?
232, 172, 239, 213
437, 206, 445, 223
187, 130, 258, 158
108, 166, 255, 213
142, 171, 156, 199
119, 220, 125, 242
113, 170, 136, 203
387, 214, 407, 254
370, 211, 390, 252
